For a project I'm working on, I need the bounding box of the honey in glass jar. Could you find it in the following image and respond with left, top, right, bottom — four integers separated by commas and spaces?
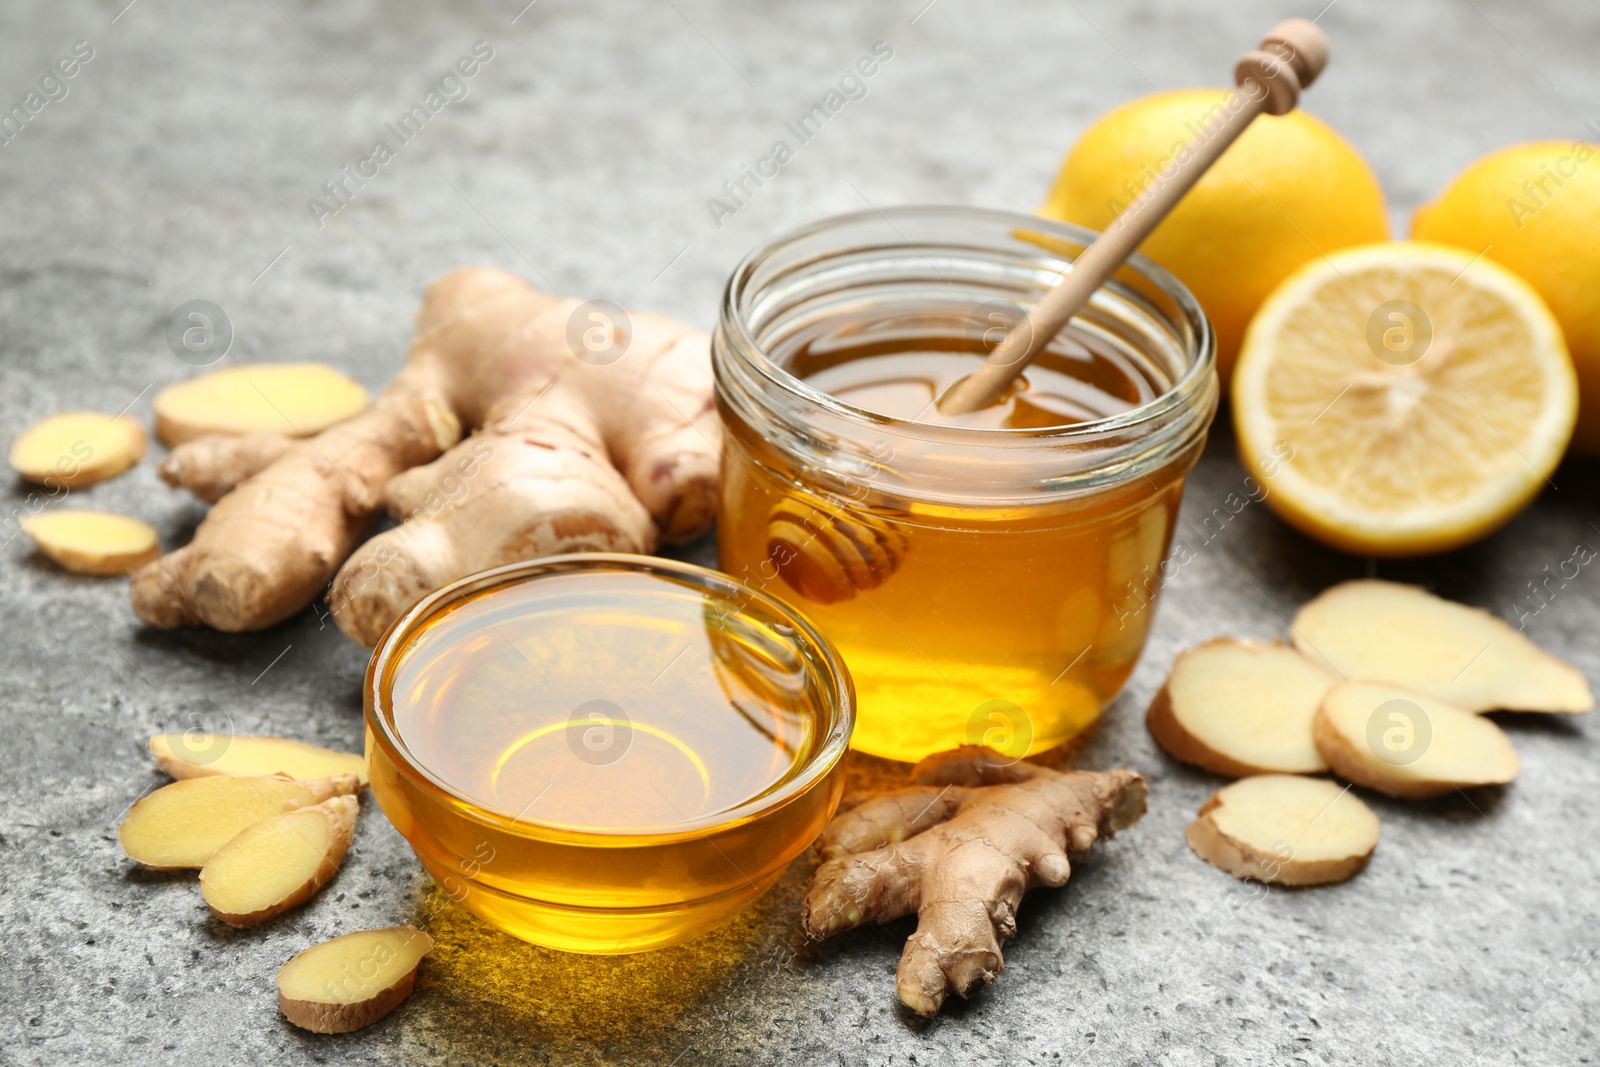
713, 207, 1217, 763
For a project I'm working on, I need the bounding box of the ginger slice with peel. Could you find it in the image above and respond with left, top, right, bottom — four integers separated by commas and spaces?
201, 796, 358, 927
1292, 579, 1592, 713
278, 926, 435, 1033
804, 746, 1146, 1016
1187, 774, 1380, 885
9, 411, 146, 488
21, 510, 160, 575
117, 774, 359, 869
152, 363, 369, 446
1147, 638, 1336, 776
1315, 681, 1519, 798
150, 734, 367, 787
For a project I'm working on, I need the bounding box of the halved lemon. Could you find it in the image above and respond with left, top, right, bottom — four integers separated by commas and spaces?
1232, 241, 1577, 556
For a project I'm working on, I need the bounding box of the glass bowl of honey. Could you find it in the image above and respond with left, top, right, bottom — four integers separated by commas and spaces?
714, 205, 1217, 763
364, 553, 854, 954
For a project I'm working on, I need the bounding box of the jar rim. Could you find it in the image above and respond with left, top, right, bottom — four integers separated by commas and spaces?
364, 552, 856, 843
719, 203, 1216, 446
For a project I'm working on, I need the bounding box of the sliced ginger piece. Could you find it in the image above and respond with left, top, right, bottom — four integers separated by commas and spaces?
1186, 774, 1380, 886
1314, 681, 1519, 799
21, 510, 159, 575
117, 774, 359, 869
150, 734, 367, 787
1293, 580, 1592, 714
278, 926, 435, 1033
9, 410, 146, 487
1148, 638, 1336, 776
152, 363, 369, 446
201, 796, 358, 927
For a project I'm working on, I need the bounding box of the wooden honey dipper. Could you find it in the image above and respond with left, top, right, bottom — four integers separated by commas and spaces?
767, 495, 909, 605
766, 19, 1329, 604
939, 17, 1330, 415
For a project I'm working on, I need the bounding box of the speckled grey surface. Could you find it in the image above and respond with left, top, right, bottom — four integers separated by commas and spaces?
2, 1, 1598, 1064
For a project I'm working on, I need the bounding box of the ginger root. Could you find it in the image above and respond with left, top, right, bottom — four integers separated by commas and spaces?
133, 269, 720, 641
1315, 681, 1519, 798
1292, 579, 1593, 714
9, 411, 146, 488
21, 510, 160, 575
152, 362, 369, 446
803, 746, 1146, 1016
327, 271, 719, 646
1186, 774, 1380, 886
150, 733, 367, 787
1147, 637, 1335, 777
278, 926, 435, 1033
200, 795, 358, 927
117, 774, 359, 869
157, 432, 294, 504
131, 388, 461, 630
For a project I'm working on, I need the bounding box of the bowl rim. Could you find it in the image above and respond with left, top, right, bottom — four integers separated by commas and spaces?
364, 552, 856, 844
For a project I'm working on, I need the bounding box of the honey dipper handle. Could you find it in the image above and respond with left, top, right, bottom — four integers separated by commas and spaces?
937, 19, 1330, 416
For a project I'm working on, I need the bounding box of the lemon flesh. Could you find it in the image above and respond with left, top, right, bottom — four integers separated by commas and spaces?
1232, 241, 1577, 556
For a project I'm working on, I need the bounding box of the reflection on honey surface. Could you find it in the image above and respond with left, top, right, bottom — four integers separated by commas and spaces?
388, 572, 823, 830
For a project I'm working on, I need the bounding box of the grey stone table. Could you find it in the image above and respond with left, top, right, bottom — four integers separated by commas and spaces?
2, 1, 1597, 1063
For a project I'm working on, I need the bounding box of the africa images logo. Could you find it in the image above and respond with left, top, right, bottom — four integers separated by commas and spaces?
306, 41, 495, 229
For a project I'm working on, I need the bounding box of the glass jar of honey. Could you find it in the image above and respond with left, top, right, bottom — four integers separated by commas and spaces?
714, 206, 1216, 763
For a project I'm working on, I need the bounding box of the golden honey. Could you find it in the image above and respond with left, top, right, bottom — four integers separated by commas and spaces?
365, 555, 852, 953
714, 207, 1217, 763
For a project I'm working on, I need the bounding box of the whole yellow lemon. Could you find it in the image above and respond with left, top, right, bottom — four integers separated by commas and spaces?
1040, 89, 1389, 384
1412, 140, 1600, 455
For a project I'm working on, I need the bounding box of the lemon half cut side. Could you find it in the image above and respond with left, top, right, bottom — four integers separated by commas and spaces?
1232, 241, 1577, 557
